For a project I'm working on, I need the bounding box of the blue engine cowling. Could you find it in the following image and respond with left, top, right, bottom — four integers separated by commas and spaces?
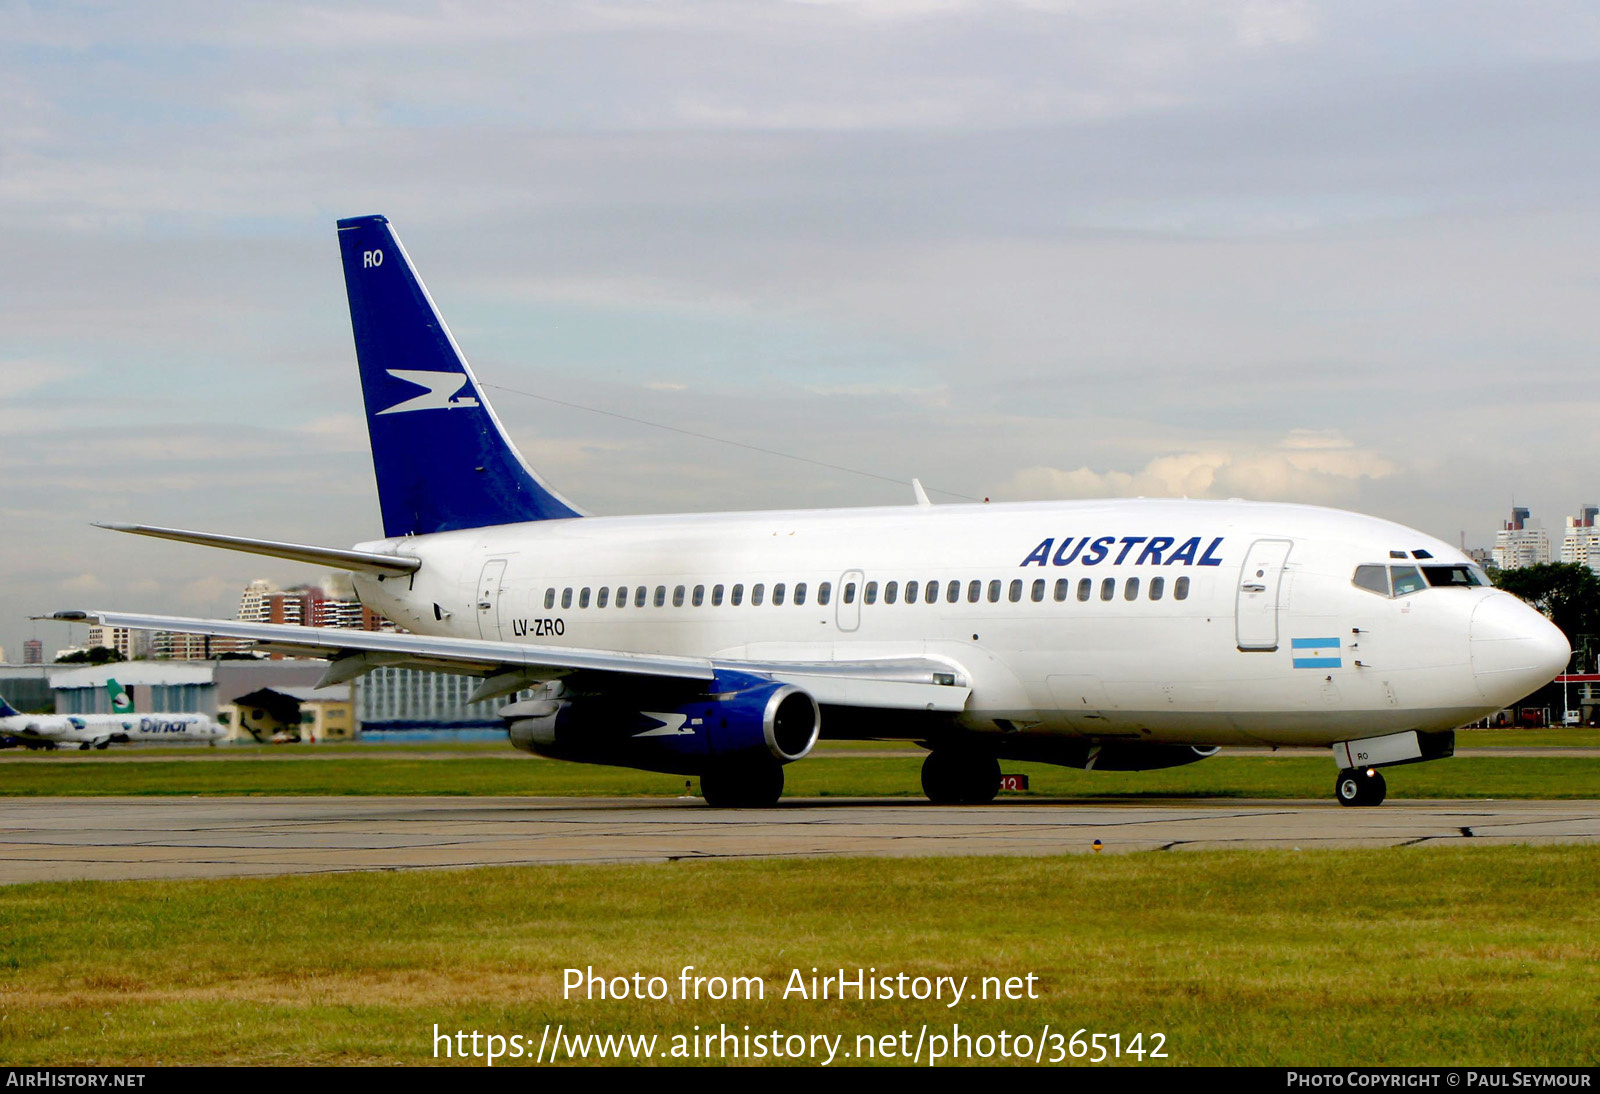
502, 669, 820, 776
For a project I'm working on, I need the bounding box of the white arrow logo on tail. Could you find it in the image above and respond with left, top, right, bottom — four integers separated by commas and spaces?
377, 370, 481, 415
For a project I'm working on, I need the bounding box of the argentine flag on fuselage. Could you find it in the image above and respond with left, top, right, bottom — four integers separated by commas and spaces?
1291, 637, 1342, 669
336, 215, 583, 538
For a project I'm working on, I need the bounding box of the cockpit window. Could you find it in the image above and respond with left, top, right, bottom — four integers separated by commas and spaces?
1352, 565, 1389, 596
1390, 565, 1426, 596
1423, 565, 1487, 588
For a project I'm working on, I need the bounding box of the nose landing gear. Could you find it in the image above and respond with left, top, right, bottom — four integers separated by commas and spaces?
1336, 767, 1386, 806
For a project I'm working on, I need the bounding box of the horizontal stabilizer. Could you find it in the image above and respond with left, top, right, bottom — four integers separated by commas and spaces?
94, 523, 420, 577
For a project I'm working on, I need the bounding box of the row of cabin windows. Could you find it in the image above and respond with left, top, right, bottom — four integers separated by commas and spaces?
543, 575, 1191, 611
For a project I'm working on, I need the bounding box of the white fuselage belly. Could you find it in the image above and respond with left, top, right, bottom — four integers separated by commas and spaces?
352, 498, 1552, 749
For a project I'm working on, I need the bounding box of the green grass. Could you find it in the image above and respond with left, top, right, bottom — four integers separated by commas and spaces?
1457, 727, 1600, 747
0, 845, 1595, 1066
0, 753, 1595, 800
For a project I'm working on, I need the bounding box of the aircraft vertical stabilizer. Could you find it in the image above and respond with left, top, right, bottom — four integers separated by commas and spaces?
336, 215, 584, 537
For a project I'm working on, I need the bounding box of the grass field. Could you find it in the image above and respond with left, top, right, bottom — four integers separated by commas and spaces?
1, 845, 1595, 1066
0, 752, 1595, 800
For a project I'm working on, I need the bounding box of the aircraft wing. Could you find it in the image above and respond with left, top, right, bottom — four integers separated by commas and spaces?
47, 611, 971, 713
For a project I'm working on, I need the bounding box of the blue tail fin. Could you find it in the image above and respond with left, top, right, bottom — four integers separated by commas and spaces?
336, 215, 583, 537
0, 694, 20, 719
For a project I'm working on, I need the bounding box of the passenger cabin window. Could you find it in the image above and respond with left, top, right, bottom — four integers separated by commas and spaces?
795, 582, 807, 605
561, 588, 573, 609
1390, 566, 1426, 597
579, 588, 590, 609
1077, 578, 1092, 602
616, 587, 626, 608
597, 587, 610, 609
987, 580, 1002, 603
652, 586, 665, 607
1100, 578, 1115, 602
752, 583, 765, 606
545, 589, 555, 610
1032, 579, 1045, 603
1149, 576, 1165, 601
1124, 577, 1140, 601
1174, 576, 1190, 600
1055, 578, 1069, 602
773, 583, 786, 606
635, 586, 648, 608
926, 581, 940, 605
672, 585, 685, 607
967, 580, 981, 603
904, 580, 918, 603
712, 584, 725, 606
1008, 579, 1023, 603
732, 584, 745, 606
692, 585, 705, 607
818, 582, 832, 606
844, 583, 856, 605
864, 581, 878, 605
947, 580, 960, 603
884, 581, 898, 605
1353, 565, 1390, 597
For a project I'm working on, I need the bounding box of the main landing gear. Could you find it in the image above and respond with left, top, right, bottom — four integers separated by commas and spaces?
700, 757, 785, 808
921, 749, 1001, 805
1335, 767, 1386, 807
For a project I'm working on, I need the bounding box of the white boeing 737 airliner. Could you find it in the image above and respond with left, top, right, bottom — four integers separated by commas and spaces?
52, 215, 1569, 806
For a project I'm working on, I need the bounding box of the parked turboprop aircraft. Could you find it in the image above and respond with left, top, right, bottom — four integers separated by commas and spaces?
0, 680, 224, 750
51, 215, 1569, 804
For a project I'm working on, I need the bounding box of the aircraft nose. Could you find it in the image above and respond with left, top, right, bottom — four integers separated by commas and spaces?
1470, 592, 1571, 705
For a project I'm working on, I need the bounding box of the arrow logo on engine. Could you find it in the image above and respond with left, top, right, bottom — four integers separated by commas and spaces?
633, 712, 694, 737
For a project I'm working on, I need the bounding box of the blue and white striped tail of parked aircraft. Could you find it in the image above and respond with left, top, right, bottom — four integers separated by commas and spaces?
49, 215, 1569, 805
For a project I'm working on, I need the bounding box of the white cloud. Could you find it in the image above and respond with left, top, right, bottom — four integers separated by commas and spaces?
1006, 431, 1396, 505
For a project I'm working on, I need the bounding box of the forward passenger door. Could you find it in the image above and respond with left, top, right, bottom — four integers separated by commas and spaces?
1235, 539, 1293, 651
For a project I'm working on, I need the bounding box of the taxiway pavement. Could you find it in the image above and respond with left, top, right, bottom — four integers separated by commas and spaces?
2, 796, 1596, 884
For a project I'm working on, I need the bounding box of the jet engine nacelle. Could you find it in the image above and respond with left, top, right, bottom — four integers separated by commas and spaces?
502, 670, 820, 776
992, 738, 1220, 772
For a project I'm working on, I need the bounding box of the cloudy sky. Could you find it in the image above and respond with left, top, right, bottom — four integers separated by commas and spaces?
3, 1, 1598, 659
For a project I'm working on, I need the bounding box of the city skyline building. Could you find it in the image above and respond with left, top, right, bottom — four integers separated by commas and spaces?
1559, 504, 1600, 576
85, 625, 150, 661
1493, 506, 1552, 571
